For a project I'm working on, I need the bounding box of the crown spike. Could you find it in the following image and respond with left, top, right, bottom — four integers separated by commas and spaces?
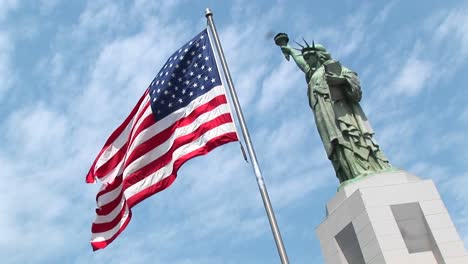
294, 40, 305, 48
312, 40, 315, 49
302, 37, 310, 47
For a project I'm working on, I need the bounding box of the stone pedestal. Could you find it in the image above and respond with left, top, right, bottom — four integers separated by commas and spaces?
316, 170, 468, 264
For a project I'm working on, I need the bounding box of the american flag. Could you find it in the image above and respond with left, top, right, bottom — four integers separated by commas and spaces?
86, 29, 239, 250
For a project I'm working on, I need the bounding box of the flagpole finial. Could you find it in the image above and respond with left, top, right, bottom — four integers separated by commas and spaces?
205, 8, 213, 18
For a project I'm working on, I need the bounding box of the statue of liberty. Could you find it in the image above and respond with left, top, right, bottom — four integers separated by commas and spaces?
274, 33, 392, 183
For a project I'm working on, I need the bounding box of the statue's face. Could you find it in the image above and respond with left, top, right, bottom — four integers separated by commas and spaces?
303, 51, 319, 67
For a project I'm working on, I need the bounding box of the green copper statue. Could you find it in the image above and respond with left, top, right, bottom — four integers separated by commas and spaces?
274, 33, 391, 183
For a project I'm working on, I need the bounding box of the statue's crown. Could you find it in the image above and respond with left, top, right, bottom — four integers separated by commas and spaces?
298, 39, 326, 55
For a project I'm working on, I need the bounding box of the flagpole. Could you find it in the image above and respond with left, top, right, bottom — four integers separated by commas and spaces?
205, 8, 290, 264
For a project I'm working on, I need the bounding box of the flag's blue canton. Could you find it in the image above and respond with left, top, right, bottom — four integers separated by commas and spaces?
148, 29, 222, 121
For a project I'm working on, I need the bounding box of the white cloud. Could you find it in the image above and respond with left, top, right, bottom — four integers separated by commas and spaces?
72, 21, 188, 133
371, 0, 396, 25
336, 14, 367, 58
408, 162, 450, 183
0, 31, 14, 99
433, 8, 468, 56
391, 57, 432, 96
38, 0, 59, 14
251, 113, 333, 208
460, 106, 468, 122
2, 1, 468, 263
217, 4, 285, 108
439, 172, 468, 245
49, 52, 64, 81
312, 9, 369, 59
269, 167, 328, 208
218, 24, 268, 107
371, 113, 422, 167
4, 1, 293, 262
0, 0, 18, 20
4, 103, 68, 157
73, 1, 122, 40
257, 62, 302, 112
0, 148, 93, 263
131, 0, 184, 19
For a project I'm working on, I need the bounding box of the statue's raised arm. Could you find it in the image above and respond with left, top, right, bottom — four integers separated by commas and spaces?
274, 33, 310, 73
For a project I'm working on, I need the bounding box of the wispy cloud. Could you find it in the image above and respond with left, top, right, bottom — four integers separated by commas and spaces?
2, 1, 468, 263
440, 172, 468, 245
432, 7, 468, 56
371, 0, 397, 25
1, 0, 316, 262
460, 106, 468, 122
391, 57, 432, 96
38, 0, 60, 14
257, 62, 302, 112
0, 0, 18, 21
0, 31, 14, 100
4, 103, 68, 156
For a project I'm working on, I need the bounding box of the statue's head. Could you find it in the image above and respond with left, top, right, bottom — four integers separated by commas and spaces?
300, 41, 331, 68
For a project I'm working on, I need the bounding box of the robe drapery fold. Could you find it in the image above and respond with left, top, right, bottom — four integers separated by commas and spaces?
306, 61, 391, 183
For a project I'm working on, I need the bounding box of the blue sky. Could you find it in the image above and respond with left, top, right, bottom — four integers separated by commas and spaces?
1, 0, 467, 263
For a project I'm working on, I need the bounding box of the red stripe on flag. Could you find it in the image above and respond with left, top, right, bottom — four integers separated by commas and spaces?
95, 175, 123, 201
94, 144, 127, 178
127, 132, 238, 207
91, 211, 132, 251
86, 91, 149, 183
90, 130, 238, 250
92, 200, 128, 233
123, 95, 228, 168
96, 191, 124, 216
94, 101, 152, 181
123, 113, 234, 189
126, 113, 157, 150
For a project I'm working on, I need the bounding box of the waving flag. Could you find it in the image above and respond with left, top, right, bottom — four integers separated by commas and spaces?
86, 29, 238, 250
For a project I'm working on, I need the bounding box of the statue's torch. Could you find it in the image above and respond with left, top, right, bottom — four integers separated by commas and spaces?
274, 33, 290, 61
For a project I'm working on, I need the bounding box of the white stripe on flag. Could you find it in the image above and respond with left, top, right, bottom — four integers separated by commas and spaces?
124, 122, 236, 199
123, 103, 231, 177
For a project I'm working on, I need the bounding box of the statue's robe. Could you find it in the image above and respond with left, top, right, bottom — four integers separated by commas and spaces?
306, 60, 390, 183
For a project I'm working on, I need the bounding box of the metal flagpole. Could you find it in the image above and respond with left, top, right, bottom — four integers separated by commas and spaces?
205, 8, 290, 264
